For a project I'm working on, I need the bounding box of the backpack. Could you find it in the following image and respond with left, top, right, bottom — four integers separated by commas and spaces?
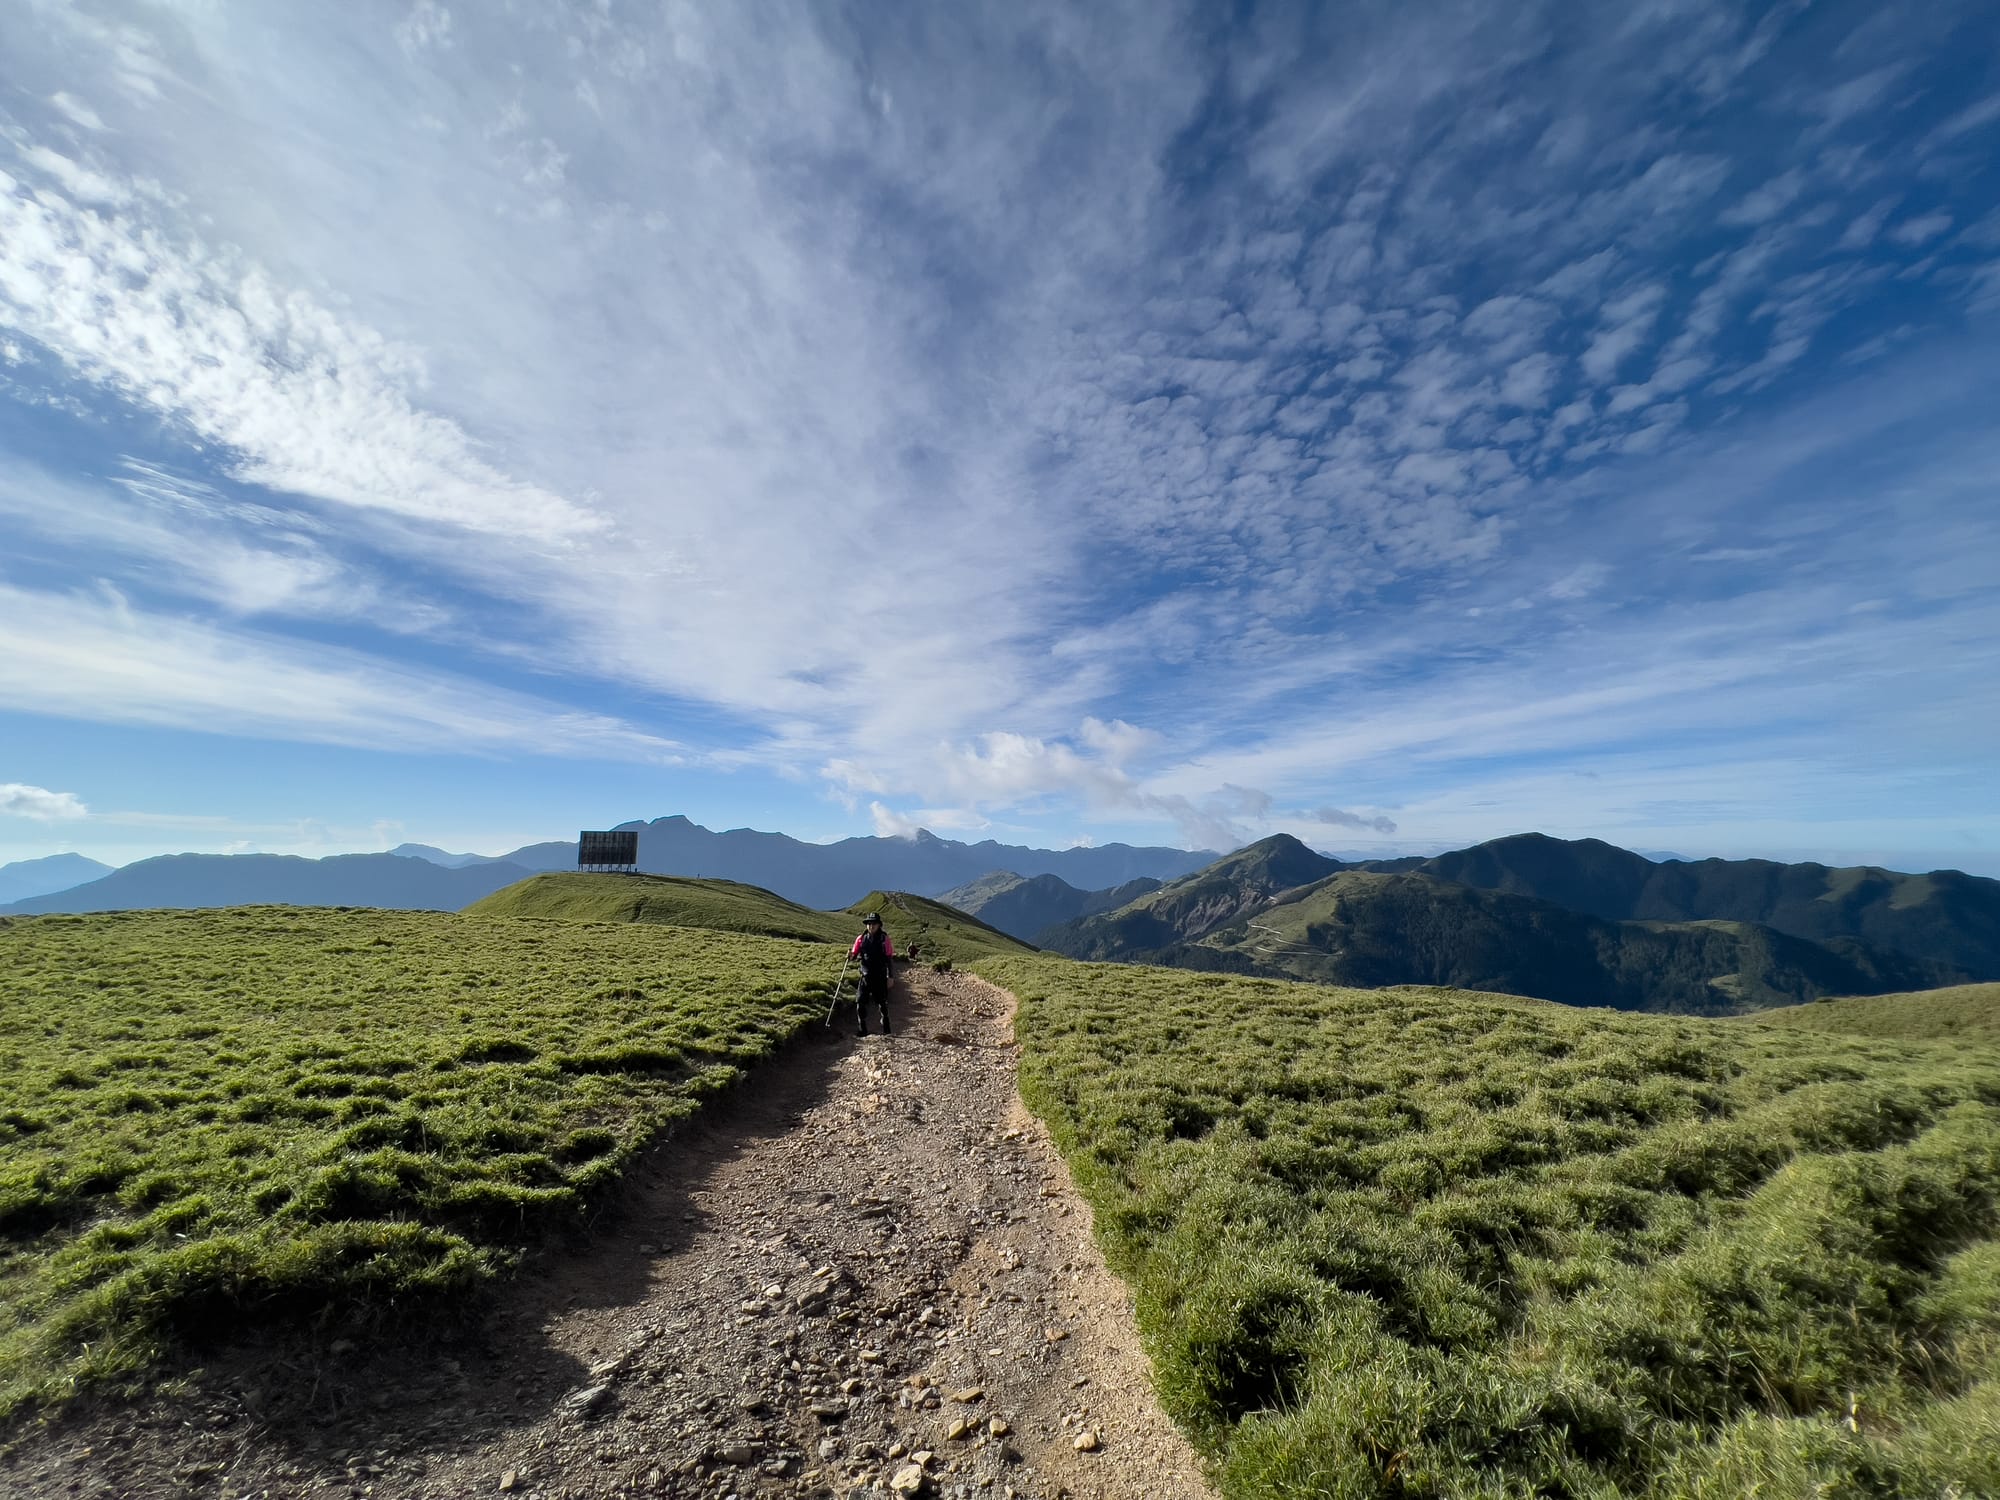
858, 928, 890, 975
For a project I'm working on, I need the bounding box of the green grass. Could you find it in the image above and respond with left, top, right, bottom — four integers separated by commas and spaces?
979, 955, 2000, 1498
0, 906, 843, 1415
463, 873, 1029, 969
1754, 983, 2000, 1044
465, 871, 854, 943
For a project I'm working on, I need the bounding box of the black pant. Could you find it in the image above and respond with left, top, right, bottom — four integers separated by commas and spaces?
855, 970, 891, 1032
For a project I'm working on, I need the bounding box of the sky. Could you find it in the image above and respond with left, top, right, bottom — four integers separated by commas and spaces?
2, 0, 1997, 876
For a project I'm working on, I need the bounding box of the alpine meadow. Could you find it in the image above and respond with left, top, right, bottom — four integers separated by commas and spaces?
981, 956, 2000, 1498
0, 906, 841, 1416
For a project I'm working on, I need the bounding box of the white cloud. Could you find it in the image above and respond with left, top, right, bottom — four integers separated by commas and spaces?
1546, 562, 1609, 600
870, 802, 922, 839
0, 154, 601, 543
867, 801, 988, 838
0, 583, 680, 761
0, 783, 88, 820
1888, 210, 1953, 247
1805, 64, 1906, 133
1718, 169, 1805, 226
19, 145, 127, 205
1838, 197, 1899, 249
0, 454, 401, 623
1078, 716, 1162, 766
396, 2, 454, 54
1499, 352, 1561, 408
1580, 284, 1665, 383
1926, 93, 2000, 143
48, 92, 106, 131
1307, 805, 1397, 834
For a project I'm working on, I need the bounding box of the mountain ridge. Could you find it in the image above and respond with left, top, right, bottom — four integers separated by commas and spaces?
0, 853, 537, 915
577, 815, 1216, 908
1040, 835, 1988, 1013
0, 818, 1215, 917
934, 869, 1164, 943
1403, 832, 2000, 975
0, 853, 114, 905
389, 842, 503, 869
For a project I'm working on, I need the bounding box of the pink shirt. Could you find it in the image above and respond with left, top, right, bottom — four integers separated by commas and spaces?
851, 932, 896, 958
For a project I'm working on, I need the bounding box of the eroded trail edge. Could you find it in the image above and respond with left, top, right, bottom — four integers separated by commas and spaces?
6, 969, 1214, 1500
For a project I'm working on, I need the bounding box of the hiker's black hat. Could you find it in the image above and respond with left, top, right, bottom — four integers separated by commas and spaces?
863, 912, 881, 924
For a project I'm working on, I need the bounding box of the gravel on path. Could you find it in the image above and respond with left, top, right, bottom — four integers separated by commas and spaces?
2, 968, 1215, 1500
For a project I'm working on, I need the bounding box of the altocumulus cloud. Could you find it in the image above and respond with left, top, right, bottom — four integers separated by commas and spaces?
0, 0, 1994, 860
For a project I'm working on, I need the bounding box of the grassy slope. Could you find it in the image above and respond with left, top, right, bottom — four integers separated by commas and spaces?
466, 873, 1028, 968
0, 907, 840, 1415
465, 871, 853, 944
978, 953, 2000, 1499
841, 890, 1036, 966
1753, 982, 2000, 1043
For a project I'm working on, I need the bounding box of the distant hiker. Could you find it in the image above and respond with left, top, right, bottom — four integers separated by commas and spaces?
850, 912, 895, 1036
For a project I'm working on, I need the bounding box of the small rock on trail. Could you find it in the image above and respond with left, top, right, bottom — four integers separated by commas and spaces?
0, 970, 1214, 1500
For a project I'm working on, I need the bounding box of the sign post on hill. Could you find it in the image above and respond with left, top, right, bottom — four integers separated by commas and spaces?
578, 830, 639, 873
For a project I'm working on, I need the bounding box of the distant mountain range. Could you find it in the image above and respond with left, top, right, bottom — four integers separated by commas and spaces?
1035, 834, 1999, 1014
934, 871, 1164, 942
8, 824, 1996, 1019
388, 843, 505, 869
0, 817, 1214, 916
0, 853, 114, 905
0, 853, 537, 915
491, 816, 1217, 910
1410, 833, 2000, 977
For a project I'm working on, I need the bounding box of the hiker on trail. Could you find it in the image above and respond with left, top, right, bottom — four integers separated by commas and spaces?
850, 912, 895, 1036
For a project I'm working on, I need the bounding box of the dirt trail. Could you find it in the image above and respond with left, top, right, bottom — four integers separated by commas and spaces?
3, 969, 1215, 1500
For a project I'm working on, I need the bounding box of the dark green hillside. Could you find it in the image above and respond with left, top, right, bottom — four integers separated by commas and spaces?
982, 953, 2000, 1499
1217, 871, 1964, 1013
0, 907, 839, 1414
465, 871, 852, 944
840, 890, 1035, 966
1754, 982, 2000, 1044
1416, 833, 2000, 976
1039, 834, 1339, 959
1047, 860, 1964, 1014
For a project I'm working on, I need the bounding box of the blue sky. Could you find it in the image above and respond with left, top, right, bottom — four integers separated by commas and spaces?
2, 0, 1997, 875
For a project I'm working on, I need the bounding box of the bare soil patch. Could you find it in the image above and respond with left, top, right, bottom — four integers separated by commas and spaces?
1, 969, 1213, 1500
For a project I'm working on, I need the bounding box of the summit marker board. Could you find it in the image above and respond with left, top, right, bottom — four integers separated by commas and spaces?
578, 830, 639, 872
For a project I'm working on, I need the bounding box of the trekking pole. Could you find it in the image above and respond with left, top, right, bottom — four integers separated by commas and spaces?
824, 951, 854, 1028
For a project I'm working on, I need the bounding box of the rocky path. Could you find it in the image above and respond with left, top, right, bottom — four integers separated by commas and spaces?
3, 969, 1214, 1500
